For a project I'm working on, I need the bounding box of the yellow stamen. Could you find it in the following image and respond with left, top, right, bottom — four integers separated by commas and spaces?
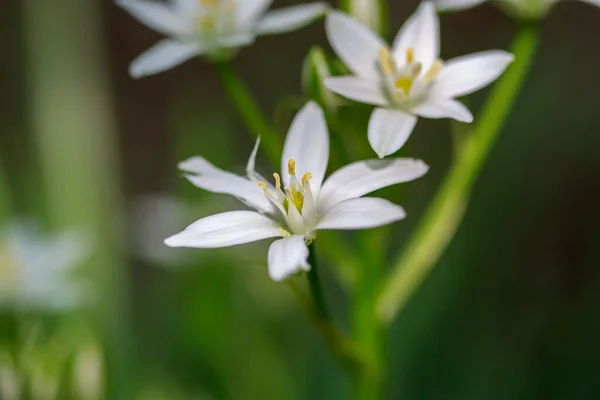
378, 47, 396, 76
288, 159, 296, 176
257, 181, 269, 194
411, 63, 423, 77
200, 0, 219, 7
273, 173, 281, 190
424, 59, 443, 83
301, 173, 312, 187
278, 227, 291, 237
405, 47, 414, 64
395, 76, 413, 95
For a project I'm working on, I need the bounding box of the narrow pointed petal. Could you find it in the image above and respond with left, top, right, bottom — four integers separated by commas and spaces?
412, 99, 473, 122
318, 158, 429, 213
237, 0, 274, 26
368, 108, 418, 158
179, 156, 273, 213
392, 2, 439, 71
325, 11, 387, 80
164, 211, 281, 248
246, 137, 261, 177
256, 3, 328, 36
324, 77, 388, 106
430, 51, 514, 98
129, 39, 201, 78
267, 235, 310, 281
315, 197, 406, 230
435, 0, 487, 11
117, 0, 187, 36
281, 102, 329, 194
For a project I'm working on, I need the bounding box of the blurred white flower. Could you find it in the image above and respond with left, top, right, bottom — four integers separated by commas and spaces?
165, 102, 429, 281
436, 0, 600, 17
117, 0, 329, 78
0, 221, 91, 312
325, 2, 514, 158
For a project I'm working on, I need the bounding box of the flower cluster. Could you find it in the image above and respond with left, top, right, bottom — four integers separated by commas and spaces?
116, 0, 565, 281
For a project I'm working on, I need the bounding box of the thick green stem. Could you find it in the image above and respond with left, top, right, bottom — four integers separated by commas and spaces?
376, 23, 540, 324
215, 62, 282, 167
353, 230, 387, 400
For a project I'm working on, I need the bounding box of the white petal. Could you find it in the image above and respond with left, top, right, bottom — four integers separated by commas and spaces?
246, 137, 261, 177
435, 0, 487, 11
256, 3, 328, 36
325, 11, 387, 80
315, 197, 406, 230
129, 39, 201, 78
237, 0, 274, 26
179, 156, 273, 213
392, 2, 439, 71
368, 108, 418, 158
267, 235, 310, 281
324, 76, 388, 106
164, 211, 281, 248
117, 0, 188, 36
173, 0, 198, 16
318, 158, 429, 213
430, 51, 514, 98
281, 102, 329, 194
412, 98, 473, 122
216, 33, 256, 49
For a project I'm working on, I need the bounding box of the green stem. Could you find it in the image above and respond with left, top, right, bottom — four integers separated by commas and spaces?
215, 62, 282, 167
376, 23, 540, 324
288, 245, 365, 376
353, 230, 387, 400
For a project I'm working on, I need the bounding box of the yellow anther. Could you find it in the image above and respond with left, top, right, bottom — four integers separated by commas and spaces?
411, 63, 423, 77
395, 76, 413, 95
200, 0, 219, 7
257, 181, 269, 194
378, 47, 396, 76
288, 159, 296, 176
424, 59, 443, 83
273, 173, 281, 190
278, 227, 291, 237
301, 173, 312, 187
405, 47, 414, 64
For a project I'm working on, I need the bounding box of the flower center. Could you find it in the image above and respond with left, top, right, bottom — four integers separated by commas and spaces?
0, 242, 20, 294
377, 46, 443, 105
194, 0, 237, 35
258, 159, 313, 215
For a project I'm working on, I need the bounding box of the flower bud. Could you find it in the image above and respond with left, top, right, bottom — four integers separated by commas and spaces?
341, 0, 388, 36
301, 47, 339, 112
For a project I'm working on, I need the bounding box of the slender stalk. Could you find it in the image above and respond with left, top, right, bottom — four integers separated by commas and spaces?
288, 246, 365, 375
215, 62, 282, 167
353, 230, 387, 400
377, 23, 540, 324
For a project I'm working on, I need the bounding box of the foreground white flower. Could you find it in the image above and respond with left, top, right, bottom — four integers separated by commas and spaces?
0, 221, 90, 311
165, 102, 429, 281
436, 0, 600, 17
325, 2, 514, 158
118, 0, 328, 78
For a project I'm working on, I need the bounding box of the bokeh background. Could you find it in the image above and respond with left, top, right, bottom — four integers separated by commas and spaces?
1, 0, 600, 399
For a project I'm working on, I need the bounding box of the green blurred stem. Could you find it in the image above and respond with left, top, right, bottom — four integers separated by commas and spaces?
376, 23, 540, 324
215, 62, 282, 167
353, 230, 387, 400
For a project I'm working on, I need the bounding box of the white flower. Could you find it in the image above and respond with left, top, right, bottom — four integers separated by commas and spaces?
324, 2, 514, 158
0, 221, 90, 311
165, 102, 429, 281
436, 0, 600, 17
117, 0, 329, 78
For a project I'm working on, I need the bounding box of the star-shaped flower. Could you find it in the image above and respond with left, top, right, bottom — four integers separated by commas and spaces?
118, 0, 328, 78
325, 2, 514, 158
165, 102, 429, 281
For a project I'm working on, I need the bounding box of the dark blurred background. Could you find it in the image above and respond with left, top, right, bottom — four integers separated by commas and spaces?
1, 0, 600, 399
